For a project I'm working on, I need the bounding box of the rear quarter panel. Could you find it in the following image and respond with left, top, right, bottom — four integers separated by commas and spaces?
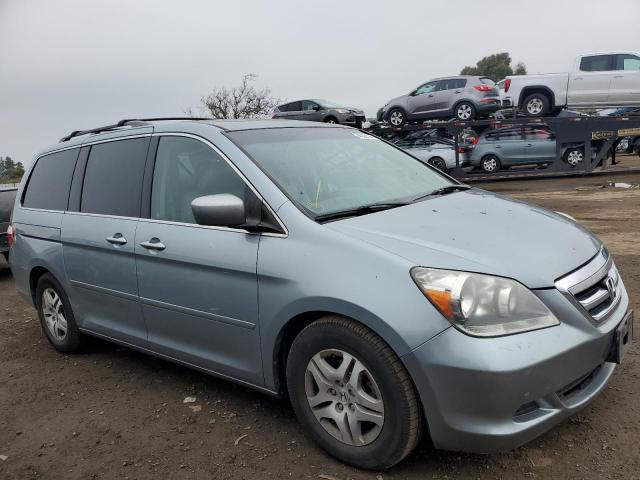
507, 73, 569, 107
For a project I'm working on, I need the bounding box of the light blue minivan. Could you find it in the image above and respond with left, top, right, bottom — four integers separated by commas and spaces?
8, 118, 632, 469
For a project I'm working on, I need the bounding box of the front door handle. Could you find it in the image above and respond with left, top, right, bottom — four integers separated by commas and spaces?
140, 238, 166, 251
106, 233, 127, 245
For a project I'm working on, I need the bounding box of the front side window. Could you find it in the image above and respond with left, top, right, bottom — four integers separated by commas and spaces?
151, 136, 247, 224
23, 148, 79, 210
580, 55, 615, 72
227, 128, 452, 218
414, 82, 437, 95
302, 100, 320, 111
81, 138, 148, 217
616, 54, 640, 71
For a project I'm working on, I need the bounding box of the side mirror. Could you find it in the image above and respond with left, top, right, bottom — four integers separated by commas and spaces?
312, 105, 321, 111
191, 194, 245, 227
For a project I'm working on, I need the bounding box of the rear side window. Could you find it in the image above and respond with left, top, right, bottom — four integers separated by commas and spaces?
277, 103, 289, 112
81, 138, 149, 217
22, 149, 79, 210
437, 79, 466, 90
287, 101, 302, 111
580, 55, 615, 72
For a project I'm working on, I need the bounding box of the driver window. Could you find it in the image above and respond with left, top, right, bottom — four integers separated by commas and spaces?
151, 136, 248, 224
302, 101, 320, 111
414, 82, 437, 95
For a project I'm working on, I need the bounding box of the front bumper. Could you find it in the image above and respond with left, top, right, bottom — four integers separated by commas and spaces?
402, 286, 630, 453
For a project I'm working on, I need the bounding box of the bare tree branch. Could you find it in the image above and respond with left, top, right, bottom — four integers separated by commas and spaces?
187, 74, 281, 119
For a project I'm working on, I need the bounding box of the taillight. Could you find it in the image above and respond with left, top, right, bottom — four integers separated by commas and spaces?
7, 224, 15, 249
473, 84, 492, 92
456, 147, 465, 153
504, 79, 511, 93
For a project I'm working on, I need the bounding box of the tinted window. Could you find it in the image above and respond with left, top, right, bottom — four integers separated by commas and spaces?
580, 55, 615, 72
437, 79, 466, 90
498, 129, 522, 140
81, 138, 148, 217
287, 101, 302, 112
23, 149, 79, 210
151, 137, 248, 224
278, 103, 290, 112
616, 54, 640, 71
0, 189, 17, 221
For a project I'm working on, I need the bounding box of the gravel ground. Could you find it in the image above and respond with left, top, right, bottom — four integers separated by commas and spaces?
0, 171, 638, 480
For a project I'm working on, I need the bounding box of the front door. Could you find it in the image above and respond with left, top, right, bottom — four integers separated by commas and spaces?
609, 54, 640, 105
135, 135, 263, 385
568, 54, 615, 106
62, 136, 150, 343
407, 81, 438, 117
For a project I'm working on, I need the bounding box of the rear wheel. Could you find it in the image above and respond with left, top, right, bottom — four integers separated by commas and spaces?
387, 108, 406, 126
35, 273, 84, 353
324, 117, 338, 124
455, 102, 476, 121
523, 93, 550, 117
481, 155, 501, 173
428, 157, 448, 172
286, 316, 422, 469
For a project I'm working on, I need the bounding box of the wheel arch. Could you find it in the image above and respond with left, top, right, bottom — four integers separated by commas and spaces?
29, 265, 53, 304
270, 302, 413, 396
518, 87, 556, 110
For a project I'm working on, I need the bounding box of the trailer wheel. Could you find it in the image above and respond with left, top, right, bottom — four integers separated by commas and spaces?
523, 93, 550, 117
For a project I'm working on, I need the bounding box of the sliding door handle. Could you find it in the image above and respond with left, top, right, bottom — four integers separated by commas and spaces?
140, 238, 166, 251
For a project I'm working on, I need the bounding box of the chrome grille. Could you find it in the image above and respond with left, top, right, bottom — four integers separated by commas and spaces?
556, 249, 622, 323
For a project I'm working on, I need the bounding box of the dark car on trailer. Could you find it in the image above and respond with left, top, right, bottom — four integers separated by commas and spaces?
0, 187, 18, 262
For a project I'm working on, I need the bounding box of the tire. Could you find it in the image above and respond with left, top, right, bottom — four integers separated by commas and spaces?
286, 316, 422, 470
480, 155, 501, 173
428, 157, 448, 172
324, 117, 338, 124
454, 102, 476, 121
387, 108, 406, 127
564, 148, 584, 167
522, 93, 550, 117
35, 273, 84, 353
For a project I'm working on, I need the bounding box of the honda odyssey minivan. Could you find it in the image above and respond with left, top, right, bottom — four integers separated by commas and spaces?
9, 118, 632, 469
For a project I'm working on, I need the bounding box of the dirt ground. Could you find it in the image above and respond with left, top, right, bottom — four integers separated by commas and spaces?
1, 169, 639, 480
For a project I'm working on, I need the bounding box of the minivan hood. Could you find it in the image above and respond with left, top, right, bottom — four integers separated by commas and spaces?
326, 189, 601, 288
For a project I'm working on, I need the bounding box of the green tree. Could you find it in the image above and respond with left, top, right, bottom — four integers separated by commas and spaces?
460, 52, 527, 82
0, 156, 25, 183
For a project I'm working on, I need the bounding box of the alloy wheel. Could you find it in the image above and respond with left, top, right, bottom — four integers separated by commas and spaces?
305, 349, 385, 446
527, 98, 543, 115
457, 104, 472, 120
482, 157, 498, 172
389, 111, 404, 126
42, 288, 68, 341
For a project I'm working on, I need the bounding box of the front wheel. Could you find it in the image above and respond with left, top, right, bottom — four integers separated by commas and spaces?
286, 316, 422, 469
387, 108, 406, 126
324, 117, 338, 124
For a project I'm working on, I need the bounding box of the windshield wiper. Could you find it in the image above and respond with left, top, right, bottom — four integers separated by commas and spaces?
412, 184, 471, 203
315, 202, 410, 222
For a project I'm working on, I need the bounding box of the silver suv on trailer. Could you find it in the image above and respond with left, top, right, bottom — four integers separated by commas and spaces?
378, 76, 500, 125
8, 118, 633, 469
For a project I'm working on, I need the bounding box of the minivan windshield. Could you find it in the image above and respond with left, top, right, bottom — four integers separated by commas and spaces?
227, 127, 453, 219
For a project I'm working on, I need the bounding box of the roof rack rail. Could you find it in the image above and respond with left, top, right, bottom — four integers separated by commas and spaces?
59, 117, 212, 143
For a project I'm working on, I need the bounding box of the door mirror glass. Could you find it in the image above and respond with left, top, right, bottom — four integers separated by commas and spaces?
191, 194, 246, 227
312, 104, 321, 111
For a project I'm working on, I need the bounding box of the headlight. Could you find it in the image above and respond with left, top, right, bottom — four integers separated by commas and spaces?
335, 109, 350, 114
411, 267, 559, 337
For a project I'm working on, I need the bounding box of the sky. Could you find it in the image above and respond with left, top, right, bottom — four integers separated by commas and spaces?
1, 0, 638, 165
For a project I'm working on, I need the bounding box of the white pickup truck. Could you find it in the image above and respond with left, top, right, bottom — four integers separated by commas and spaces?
501, 52, 640, 117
